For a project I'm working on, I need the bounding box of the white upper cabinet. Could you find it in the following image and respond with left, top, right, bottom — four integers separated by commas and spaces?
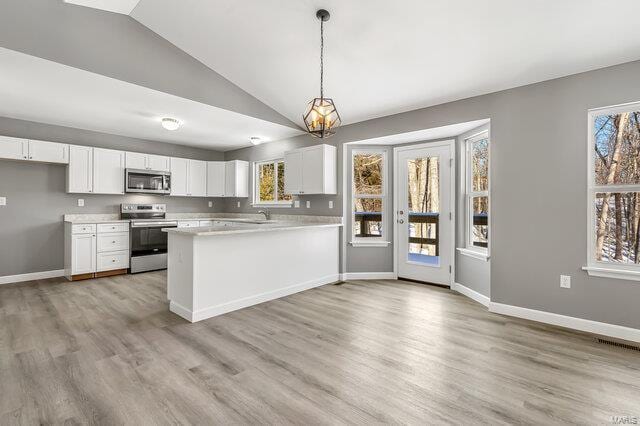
225, 160, 249, 197
188, 160, 207, 197
170, 157, 189, 196
206, 161, 226, 197
0, 136, 68, 164
126, 152, 170, 171
93, 148, 124, 194
27, 140, 69, 164
0, 135, 26, 160
284, 144, 337, 195
67, 145, 94, 193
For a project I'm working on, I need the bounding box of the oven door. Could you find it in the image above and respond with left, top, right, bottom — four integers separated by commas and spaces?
126, 169, 171, 194
130, 222, 177, 257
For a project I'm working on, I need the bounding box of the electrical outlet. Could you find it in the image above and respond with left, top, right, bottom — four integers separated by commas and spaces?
306, 200, 311, 208
294, 200, 300, 208
560, 275, 571, 289
0, 196, 6, 206
237, 201, 241, 208
208, 201, 213, 208
329, 200, 333, 209
77, 199, 85, 207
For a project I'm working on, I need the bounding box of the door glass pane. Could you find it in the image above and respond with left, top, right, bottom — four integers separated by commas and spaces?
472, 196, 489, 247
258, 162, 275, 202
407, 157, 439, 265
353, 153, 383, 195
594, 192, 640, 264
354, 198, 382, 237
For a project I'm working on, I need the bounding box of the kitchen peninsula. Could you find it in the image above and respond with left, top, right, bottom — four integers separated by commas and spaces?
164, 220, 342, 322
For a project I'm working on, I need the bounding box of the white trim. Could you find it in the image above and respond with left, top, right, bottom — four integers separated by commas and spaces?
451, 282, 490, 307
393, 139, 456, 286
582, 266, 640, 281
252, 158, 291, 206
351, 148, 388, 241
489, 301, 640, 344
171, 274, 340, 323
349, 240, 391, 247
456, 247, 490, 261
340, 272, 397, 281
464, 129, 490, 252
0, 269, 65, 285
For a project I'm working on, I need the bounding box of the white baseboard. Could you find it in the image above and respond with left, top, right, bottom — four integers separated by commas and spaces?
170, 274, 340, 323
489, 302, 640, 344
340, 272, 397, 281
451, 282, 490, 307
0, 269, 65, 285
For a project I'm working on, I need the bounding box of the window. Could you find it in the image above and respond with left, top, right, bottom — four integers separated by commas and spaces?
352, 150, 387, 245
465, 131, 489, 251
253, 159, 291, 206
586, 103, 640, 279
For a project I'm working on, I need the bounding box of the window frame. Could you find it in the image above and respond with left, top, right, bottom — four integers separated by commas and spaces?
585, 102, 640, 280
252, 158, 292, 207
463, 130, 490, 255
350, 148, 389, 246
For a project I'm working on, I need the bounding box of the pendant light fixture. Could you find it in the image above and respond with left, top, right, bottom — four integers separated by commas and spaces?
303, 9, 341, 138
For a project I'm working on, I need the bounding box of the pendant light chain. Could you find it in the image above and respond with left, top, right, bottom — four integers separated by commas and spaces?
320, 18, 324, 100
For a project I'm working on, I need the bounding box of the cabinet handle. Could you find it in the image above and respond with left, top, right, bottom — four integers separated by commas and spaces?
29, 156, 33, 160
112, 259, 116, 263
112, 241, 116, 244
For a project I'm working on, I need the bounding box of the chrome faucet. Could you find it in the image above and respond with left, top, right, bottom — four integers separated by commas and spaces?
257, 209, 271, 220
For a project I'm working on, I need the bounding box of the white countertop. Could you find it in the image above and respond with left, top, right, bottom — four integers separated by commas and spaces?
163, 221, 342, 236
64, 217, 244, 224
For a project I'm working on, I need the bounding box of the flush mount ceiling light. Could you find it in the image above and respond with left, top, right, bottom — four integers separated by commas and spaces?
250, 136, 263, 145
161, 117, 181, 131
303, 9, 341, 139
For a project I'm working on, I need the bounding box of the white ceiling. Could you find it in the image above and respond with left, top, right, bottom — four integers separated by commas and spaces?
349, 119, 489, 145
129, 0, 640, 127
64, 0, 141, 15
0, 47, 302, 151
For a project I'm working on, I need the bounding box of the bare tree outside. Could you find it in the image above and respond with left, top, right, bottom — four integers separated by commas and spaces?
353, 153, 383, 237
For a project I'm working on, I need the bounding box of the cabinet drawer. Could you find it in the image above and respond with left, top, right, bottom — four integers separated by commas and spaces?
178, 221, 200, 228
97, 250, 130, 272
97, 223, 129, 233
72, 224, 96, 234
199, 220, 214, 227
97, 232, 129, 252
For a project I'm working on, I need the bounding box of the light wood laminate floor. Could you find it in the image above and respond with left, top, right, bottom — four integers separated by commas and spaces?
1, 271, 639, 425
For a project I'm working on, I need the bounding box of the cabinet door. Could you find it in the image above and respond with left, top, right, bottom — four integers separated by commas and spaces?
301, 147, 325, 194
72, 234, 96, 275
147, 154, 170, 172
125, 152, 147, 170
284, 151, 303, 194
67, 145, 93, 193
206, 161, 226, 197
188, 160, 207, 197
170, 157, 189, 196
93, 148, 124, 194
0, 135, 27, 160
28, 140, 69, 164
235, 161, 249, 197
224, 161, 236, 197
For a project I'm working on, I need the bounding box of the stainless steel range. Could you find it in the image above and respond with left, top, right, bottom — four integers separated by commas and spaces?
121, 203, 177, 273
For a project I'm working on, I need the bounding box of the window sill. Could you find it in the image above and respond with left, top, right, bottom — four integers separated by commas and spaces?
251, 203, 292, 208
350, 240, 391, 248
582, 266, 640, 281
457, 247, 490, 261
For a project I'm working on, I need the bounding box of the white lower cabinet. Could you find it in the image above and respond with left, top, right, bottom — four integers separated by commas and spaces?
97, 251, 129, 272
71, 233, 96, 275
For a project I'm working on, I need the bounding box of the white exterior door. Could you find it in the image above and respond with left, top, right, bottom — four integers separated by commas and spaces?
395, 141, 454, 286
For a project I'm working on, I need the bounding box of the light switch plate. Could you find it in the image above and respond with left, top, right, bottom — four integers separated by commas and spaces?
560, 275, 571, 288
208, 201, 213, 208
77, 199, 85, 207
237, 201, 241, 208
306, 200, 311, 208
329, 200, 333, 209
0, 196, 6, 206
294, 200, 300, 208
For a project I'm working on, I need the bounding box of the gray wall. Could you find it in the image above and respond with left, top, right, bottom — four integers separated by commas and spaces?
0, 117, 225, 277
0, 0, 297, 129
455, 124, 491, 297
224, 59, 640, 329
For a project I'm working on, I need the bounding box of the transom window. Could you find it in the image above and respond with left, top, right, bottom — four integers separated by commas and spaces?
253, 159, 291, 206
352, 150, 386, 241
588, 103, 640, 276
465, 131, 489, 251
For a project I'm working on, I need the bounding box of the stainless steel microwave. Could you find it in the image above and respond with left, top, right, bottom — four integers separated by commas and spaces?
125, 169, 171, 194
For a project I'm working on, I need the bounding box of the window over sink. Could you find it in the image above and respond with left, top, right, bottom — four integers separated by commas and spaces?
253, 159, 292, 207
